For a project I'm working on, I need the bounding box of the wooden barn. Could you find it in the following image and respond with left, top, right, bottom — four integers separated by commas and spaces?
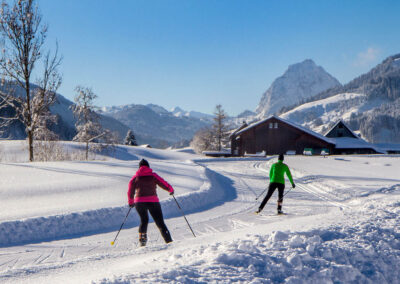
325, 120, 359, 139
324, 120, 380, 154
231, 116, 335, 156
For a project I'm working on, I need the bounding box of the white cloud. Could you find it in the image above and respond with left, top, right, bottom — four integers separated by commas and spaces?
354, 47, 381, 67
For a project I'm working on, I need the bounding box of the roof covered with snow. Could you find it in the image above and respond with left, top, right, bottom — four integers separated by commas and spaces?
235, 115, 335, 145
330, 137, 382, 152
374, 143, 400, 152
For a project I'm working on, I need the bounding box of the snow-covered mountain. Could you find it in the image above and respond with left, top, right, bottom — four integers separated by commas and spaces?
280, 53, 400, 143
280, 92, 368, 134
171, 106, 213, 121
0, 88, 130, 141
237, 110, 256, 118
256, 59, 342, 117
100, 104, 211, 147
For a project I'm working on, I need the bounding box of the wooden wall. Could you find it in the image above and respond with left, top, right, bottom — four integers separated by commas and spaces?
232, 117, 334, 156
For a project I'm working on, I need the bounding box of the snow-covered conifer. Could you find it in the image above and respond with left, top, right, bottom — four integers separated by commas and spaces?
212, 104, 230, 151
124, 130, 137, 146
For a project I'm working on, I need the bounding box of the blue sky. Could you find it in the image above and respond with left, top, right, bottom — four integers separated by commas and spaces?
38, 0, 400, 116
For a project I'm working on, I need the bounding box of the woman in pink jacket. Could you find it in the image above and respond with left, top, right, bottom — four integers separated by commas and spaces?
127, 159, 174, 246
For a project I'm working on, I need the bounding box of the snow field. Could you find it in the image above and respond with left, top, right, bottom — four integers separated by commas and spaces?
98, 192, 400, 284
1, 142, 400, 283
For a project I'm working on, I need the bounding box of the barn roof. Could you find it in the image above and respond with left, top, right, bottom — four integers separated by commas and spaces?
324, 120, 359, 139
330, 137, 382, 152
374, 143, 400, 153
229, 122, 248, 138
235, 115, 335, 145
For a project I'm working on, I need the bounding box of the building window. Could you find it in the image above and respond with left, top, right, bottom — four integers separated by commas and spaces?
269, 123, 273, 129
274, 122, 278, 129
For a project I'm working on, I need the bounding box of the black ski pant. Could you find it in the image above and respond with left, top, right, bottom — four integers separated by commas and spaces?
135, 202, 172, 243
259, 182, 285, 211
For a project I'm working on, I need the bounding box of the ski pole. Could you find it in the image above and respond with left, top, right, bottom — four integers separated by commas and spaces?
255, 188, 267, 200
257, 181, 296, 200
172, 195, 196, 237
111, 206, 132, 246
282, 182, 297, 198
283, 188, 293, 198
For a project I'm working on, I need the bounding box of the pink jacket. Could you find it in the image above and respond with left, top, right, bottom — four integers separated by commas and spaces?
127, 166, 174, 205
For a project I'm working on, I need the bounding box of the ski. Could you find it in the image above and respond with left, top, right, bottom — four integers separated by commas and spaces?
253, 211, 288, 216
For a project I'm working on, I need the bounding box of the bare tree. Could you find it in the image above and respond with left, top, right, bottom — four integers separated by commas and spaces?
190, 127, 214, 154
71, 86, 105, 160
212, 104, 229, 151
71, 86, 119, 160
0, 0, 62, 161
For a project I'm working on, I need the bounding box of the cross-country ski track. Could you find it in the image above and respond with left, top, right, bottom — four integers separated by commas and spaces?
0, 144, 399, 283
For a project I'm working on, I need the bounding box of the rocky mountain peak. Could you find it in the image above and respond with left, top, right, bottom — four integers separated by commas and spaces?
256, 59, 341, 117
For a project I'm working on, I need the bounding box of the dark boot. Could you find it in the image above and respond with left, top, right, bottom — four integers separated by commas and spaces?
160, 229, 172, 243
277, 202, 283, 214
139, 232, 147, 246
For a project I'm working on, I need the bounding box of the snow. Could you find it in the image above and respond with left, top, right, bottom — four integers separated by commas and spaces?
281, 92, 366, 129
0, 142, 399, 283
374, 143, 400, 153
393, 57, 400, 68
331, 137, 382, 152
236, 115, 334, 145
256, 59, 341, 117
279, 92, 393, 137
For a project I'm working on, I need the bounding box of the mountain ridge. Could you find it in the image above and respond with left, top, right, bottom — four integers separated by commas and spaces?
279, 53, 400, 143
256, 59, 342, 117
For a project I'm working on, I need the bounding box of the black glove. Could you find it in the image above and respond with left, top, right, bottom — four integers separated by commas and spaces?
129, 203, 135, 208
170, 191, 174, 196
292, 183, 296, 189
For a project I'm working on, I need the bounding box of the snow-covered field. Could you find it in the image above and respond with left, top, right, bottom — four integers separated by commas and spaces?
0, 141, 399, 283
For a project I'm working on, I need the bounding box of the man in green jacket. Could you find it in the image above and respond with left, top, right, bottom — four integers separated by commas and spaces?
256, 154, 295, 214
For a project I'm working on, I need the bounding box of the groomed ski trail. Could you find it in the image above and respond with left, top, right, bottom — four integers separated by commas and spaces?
0, 158, 350, 283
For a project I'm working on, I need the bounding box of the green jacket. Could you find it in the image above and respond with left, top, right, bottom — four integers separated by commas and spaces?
269, 160, 294, 185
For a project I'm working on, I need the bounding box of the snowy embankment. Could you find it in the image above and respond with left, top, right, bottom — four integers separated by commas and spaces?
1, 141, 235, 246
0, 162, 235, 247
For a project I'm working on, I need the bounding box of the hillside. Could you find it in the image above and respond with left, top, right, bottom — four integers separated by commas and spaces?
280, 54, 400, 143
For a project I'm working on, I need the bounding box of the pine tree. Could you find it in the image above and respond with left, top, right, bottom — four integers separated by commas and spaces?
124, 130, 137, 146
212, 104, 229, 151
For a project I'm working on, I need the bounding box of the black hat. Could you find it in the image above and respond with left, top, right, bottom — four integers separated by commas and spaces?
139, 159, 150, 168
278, 154, 284, 161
